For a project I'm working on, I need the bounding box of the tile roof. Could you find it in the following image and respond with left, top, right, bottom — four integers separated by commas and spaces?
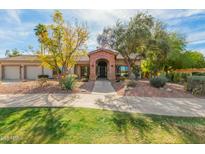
0, 51, 140, 62
0, 55, 39, 61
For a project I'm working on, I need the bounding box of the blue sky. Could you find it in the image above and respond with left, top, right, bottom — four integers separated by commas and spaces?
0, 9, 205, 57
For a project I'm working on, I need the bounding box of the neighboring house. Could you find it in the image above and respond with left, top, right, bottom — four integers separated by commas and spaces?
0, 48, 140, 81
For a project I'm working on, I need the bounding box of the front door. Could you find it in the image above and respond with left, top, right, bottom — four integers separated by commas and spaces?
97, 61, 107, 78
99, 65, 106, 78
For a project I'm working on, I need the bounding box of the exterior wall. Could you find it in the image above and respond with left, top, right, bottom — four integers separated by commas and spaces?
74, 64, 89, 79
89, 51, 116, 80
0, 52, 141, 81
0, 62, 53, 80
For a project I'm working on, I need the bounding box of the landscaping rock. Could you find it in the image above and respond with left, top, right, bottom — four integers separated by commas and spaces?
166, 88, 173, 92
127, 87, 134, 90
80, 89, 87, 92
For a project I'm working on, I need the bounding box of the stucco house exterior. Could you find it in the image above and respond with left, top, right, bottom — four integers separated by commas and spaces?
0, 48, 140, 81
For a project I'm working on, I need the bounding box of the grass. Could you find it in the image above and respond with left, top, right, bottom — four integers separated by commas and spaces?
0, 107, 205, 143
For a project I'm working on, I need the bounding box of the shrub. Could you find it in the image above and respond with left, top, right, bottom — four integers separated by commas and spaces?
173, 72, 181, 83
181, 73, 190, 83
126, 80, 137, 87
60, 74, 76, 90
166, 72, 190, 83
150, 76, 167, 88
192, 72, 205, 76
37, 78, 48, 87
187, 76, 205, 96
81, 77, 89, 82
120, 76, 127, 81
38, 74, 49, 79
166, 72, 174, 82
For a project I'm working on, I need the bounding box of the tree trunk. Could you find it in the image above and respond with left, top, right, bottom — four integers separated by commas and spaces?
62, 65, 68, 75
127, 62, 132, 79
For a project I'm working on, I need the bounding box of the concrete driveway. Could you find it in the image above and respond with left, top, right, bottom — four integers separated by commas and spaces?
0, 93, 205, 117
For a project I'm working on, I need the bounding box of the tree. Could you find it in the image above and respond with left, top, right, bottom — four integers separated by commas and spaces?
165, 33, 186, 71
34, 24, 47, 54
182, 51, 205, 68
97, 27, 116, 48
97, 12, 173, 78
98, 13, 155, 78
5, 48, 22, 57
34, 10, 88, 76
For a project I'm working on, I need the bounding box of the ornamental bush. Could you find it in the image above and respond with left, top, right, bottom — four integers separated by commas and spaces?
38, 74, 49, 79
187, 76, 205, 96
126, 80, 137, 87
150, 76, 167, 88
37, 78, 48, 87
192, 72, 205, 76
60, 74, 76, 90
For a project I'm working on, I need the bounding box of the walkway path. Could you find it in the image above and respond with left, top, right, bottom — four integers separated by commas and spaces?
0, 93, 205, 117
92, 80, 116, 95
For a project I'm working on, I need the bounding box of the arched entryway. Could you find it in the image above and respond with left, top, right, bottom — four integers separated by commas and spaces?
96, 59, 108, 79
89, 49, 117, 80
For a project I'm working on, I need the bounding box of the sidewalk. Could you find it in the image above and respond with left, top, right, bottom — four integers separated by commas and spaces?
0, 93, 205, 117
92, 80, 117, 95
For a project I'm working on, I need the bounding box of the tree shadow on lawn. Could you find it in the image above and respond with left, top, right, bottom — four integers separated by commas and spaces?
0, 107, 74, 143
95, 95, 205, 143
111, 111, 205, 143
1, 106, 205, 143
27, 108, 72, 143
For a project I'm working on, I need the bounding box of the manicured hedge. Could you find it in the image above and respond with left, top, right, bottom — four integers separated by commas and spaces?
38, 75, 49, 79
186, 76, 205, 96
150, 76, 167, 88
192, 72, 205, 76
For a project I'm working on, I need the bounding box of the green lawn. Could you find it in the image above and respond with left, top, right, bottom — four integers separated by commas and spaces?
0, 107, 205, 143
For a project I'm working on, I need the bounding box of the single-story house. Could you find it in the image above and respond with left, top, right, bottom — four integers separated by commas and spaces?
0, 48, 140, 81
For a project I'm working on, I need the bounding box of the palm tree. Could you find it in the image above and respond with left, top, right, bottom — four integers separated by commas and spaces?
34, 24, 47, 54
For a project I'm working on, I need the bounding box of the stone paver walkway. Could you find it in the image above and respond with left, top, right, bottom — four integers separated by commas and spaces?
0, 93, 205, 117
92, 80, 116, 95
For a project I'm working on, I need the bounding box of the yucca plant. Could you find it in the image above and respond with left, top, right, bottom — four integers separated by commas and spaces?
61, 74, 76, 91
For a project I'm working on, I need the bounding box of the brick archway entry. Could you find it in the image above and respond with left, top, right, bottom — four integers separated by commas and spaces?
89, 49, 117, 80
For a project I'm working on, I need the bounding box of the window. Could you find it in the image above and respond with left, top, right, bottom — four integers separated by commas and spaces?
116, 65, 128, 77
80, 66, 89, 77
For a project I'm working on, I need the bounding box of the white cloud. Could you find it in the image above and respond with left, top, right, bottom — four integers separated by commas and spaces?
1, 9, 205, 56
65, 10, 205, 25
63, 10, 138, 26
0, 22, 34, 42
188, 39, 205, 45
148, 9, 205, 20
62, 9, 205, 54
5, 10, 21, 24
187, 31, 205, 43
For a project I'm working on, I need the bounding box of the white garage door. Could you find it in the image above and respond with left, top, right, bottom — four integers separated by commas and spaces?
4, 66, 20, 80
44, 68, 53, 78
26, 66, 42, 80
